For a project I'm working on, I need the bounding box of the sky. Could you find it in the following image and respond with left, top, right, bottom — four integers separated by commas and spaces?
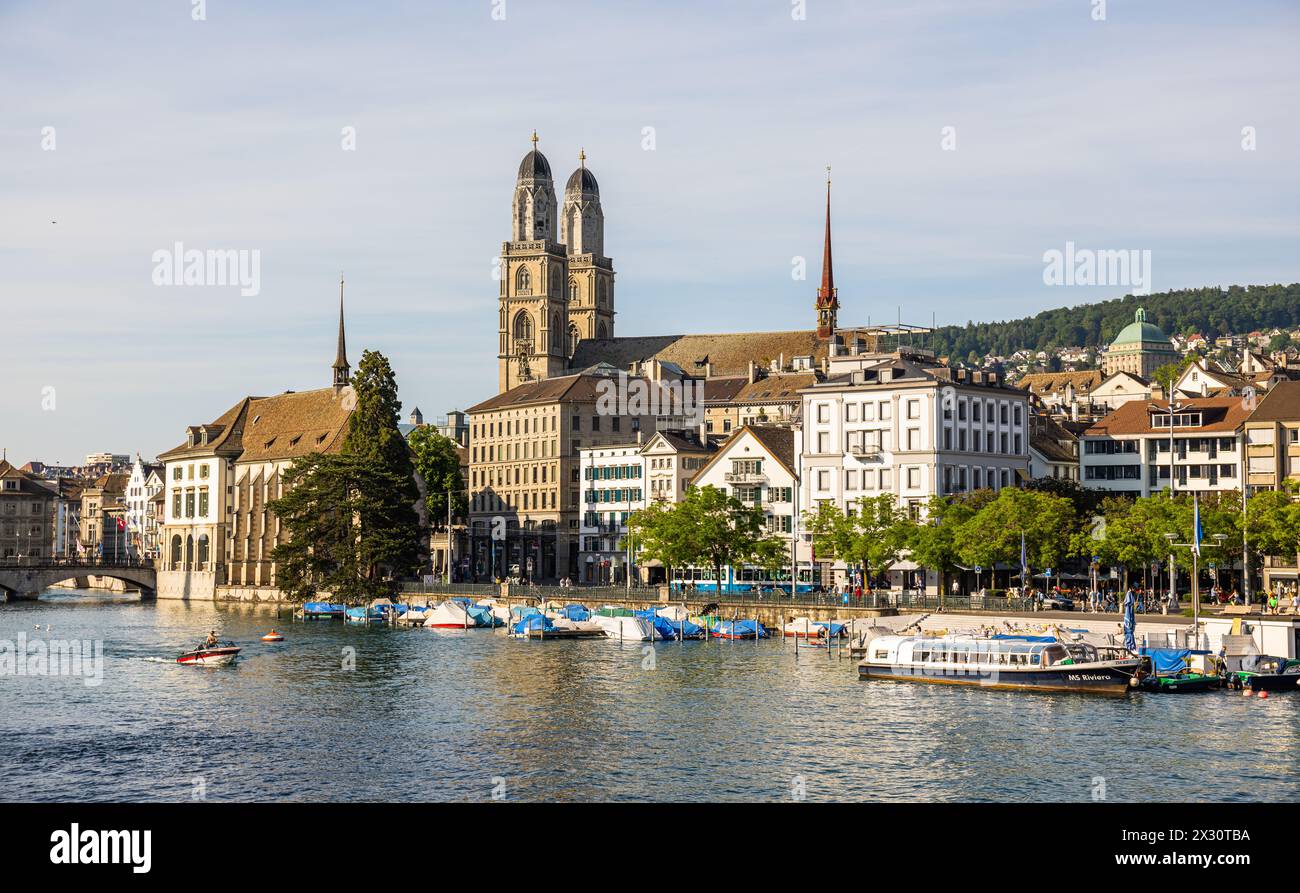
2, 0, 1298, 463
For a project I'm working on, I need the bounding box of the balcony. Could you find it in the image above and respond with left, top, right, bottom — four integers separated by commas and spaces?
724, 471, 767, 485
847, 444, 882, 460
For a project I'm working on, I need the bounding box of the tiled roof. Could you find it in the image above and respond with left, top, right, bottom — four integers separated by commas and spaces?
732, 372, 819, 405
466, 373, 606, 413
1246, 380, 1300, 422
159, 387, 353, 464
238, 388, 353, 462
743, 425, 796, 476
1014, 370, 1103, 395
570, 330, 829, 378
1083, 397, 1252, 437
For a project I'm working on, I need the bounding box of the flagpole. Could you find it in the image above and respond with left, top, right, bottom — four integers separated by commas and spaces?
1192, 493, 1201, 647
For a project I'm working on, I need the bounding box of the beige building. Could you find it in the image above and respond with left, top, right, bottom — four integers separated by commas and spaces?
79, 472, 129, 559
0, 460, 55, 559
1101, 308, 1178, 378
155, 291, 357, 600
467, 367, 696, 581
1242, 381, 1300, 590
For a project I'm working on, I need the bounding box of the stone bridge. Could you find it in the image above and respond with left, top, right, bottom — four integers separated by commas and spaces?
0, 559, 156, 601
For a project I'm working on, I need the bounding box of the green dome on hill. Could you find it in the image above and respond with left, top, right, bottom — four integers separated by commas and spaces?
1111, 307, 1170, 347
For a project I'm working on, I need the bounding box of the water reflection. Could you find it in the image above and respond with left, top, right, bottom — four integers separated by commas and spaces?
1, 590, 1297, 802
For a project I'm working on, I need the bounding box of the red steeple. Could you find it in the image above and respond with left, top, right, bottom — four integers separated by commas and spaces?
815, 167, 838, 340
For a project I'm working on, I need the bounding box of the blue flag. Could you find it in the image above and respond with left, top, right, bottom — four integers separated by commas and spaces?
1020, 531, 1028, 578
1192, 493, 1203, 557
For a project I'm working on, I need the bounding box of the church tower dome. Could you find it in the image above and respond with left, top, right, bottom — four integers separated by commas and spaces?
561, 148, 614, 352
499, 132, 570, 392
512, 130, 557, 242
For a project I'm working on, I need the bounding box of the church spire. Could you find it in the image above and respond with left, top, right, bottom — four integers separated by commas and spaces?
333, 273, 350, 390
815, 167, 839, 340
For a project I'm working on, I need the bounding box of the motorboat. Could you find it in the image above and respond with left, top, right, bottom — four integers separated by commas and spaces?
1226, 655, 1300, 692
1136, 648, 1222, 693
592, 614, 656, 641
177, 641, 241, 666
300, 602, 345, 620
858, 633, 1141, 695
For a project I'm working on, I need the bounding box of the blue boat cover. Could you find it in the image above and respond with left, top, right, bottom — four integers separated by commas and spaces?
714, 619, 769, 638
558, 604, 592, 621
303, 602, 344, 612
1140, 648, 1191, 674
511, 614, 555, 634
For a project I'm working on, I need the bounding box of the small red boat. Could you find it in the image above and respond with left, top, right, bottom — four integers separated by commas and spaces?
177, 643, 241, 666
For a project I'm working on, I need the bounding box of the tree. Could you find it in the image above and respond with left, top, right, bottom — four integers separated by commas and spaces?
269, 349, 422, 603
629, 485, 785, 593
801, 495, 908, 588
269, 453, 420, 602
904, 495, 976, 594
1246, 486, 1300, 564
408, 426, 466, 528
953, 487, 1077, 581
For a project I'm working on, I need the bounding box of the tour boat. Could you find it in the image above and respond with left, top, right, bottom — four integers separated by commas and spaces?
177, 643, 241, 666
1226, 655, 1300, 692
857, 633, 1141, 695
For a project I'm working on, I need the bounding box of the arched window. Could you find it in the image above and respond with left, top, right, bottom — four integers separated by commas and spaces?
513, 311, 534, 344
568, 324, 580, 356
516, 267, 531, 294
569, 279, 578, 303
170, 535, 181, 567
185, 535, 194, 568
551, 268, 561, 296
598, 279, 608, 306
551, 313, 562, 349
198, 534, 210, 569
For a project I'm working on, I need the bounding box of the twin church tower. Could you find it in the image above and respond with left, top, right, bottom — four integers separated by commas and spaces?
498, 132, 616, 392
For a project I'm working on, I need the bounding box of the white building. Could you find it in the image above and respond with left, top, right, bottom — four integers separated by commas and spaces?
1079, 397, 1252, 496
688, 425, 799, 589
124, 455, 164, 558
577, 442, 645, 584
798, 347, 1031, 590
800, 348, 1030, 518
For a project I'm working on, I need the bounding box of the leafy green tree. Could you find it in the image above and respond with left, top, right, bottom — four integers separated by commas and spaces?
269, 453, 420, 602
953, 487, 1077, 581
905, 495, 977, 595
408, 426, 466, 528
1246, 487, 1300, 562
629, 485, 784, 593
270, 349, 422, 602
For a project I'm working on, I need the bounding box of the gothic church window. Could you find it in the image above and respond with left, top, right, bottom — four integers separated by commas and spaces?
516, 267, 531, 293
513, 311, 534, 344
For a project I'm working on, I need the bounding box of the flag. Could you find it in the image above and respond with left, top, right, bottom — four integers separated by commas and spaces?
1191, 493, 1203, 557
1019, 531, 1028, 578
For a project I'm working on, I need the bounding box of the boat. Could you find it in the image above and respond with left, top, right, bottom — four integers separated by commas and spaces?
1136, 648, 1222, 693
300, 602, 345, 620
509, 613, 606, 639
712, 619, 769, 640
592, 614, 657, 641
1226, 655, 1300, 692
857, 633, 1141, 695
782, 617, 846, 640
260, 630, 284, 642
423, 600, 478, 629
177, 642, 241, 666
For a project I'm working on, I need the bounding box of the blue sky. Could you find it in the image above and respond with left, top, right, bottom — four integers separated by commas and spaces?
2, 0, 1297, 463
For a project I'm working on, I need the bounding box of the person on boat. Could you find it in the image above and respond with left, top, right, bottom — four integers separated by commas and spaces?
205, 630, 219, 648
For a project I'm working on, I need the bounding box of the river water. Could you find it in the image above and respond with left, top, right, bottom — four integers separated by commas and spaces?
2, 589, 1297, 802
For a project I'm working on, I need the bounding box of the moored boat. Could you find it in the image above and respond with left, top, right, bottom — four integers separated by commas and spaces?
300, 602, 345, 620
782, 617, 845, 640
1226, 655, 1300, 692
712, 619, 768, 640
1136, 648, 1222, 693
423, 600, 477, 629
858, 633, 1140, 695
